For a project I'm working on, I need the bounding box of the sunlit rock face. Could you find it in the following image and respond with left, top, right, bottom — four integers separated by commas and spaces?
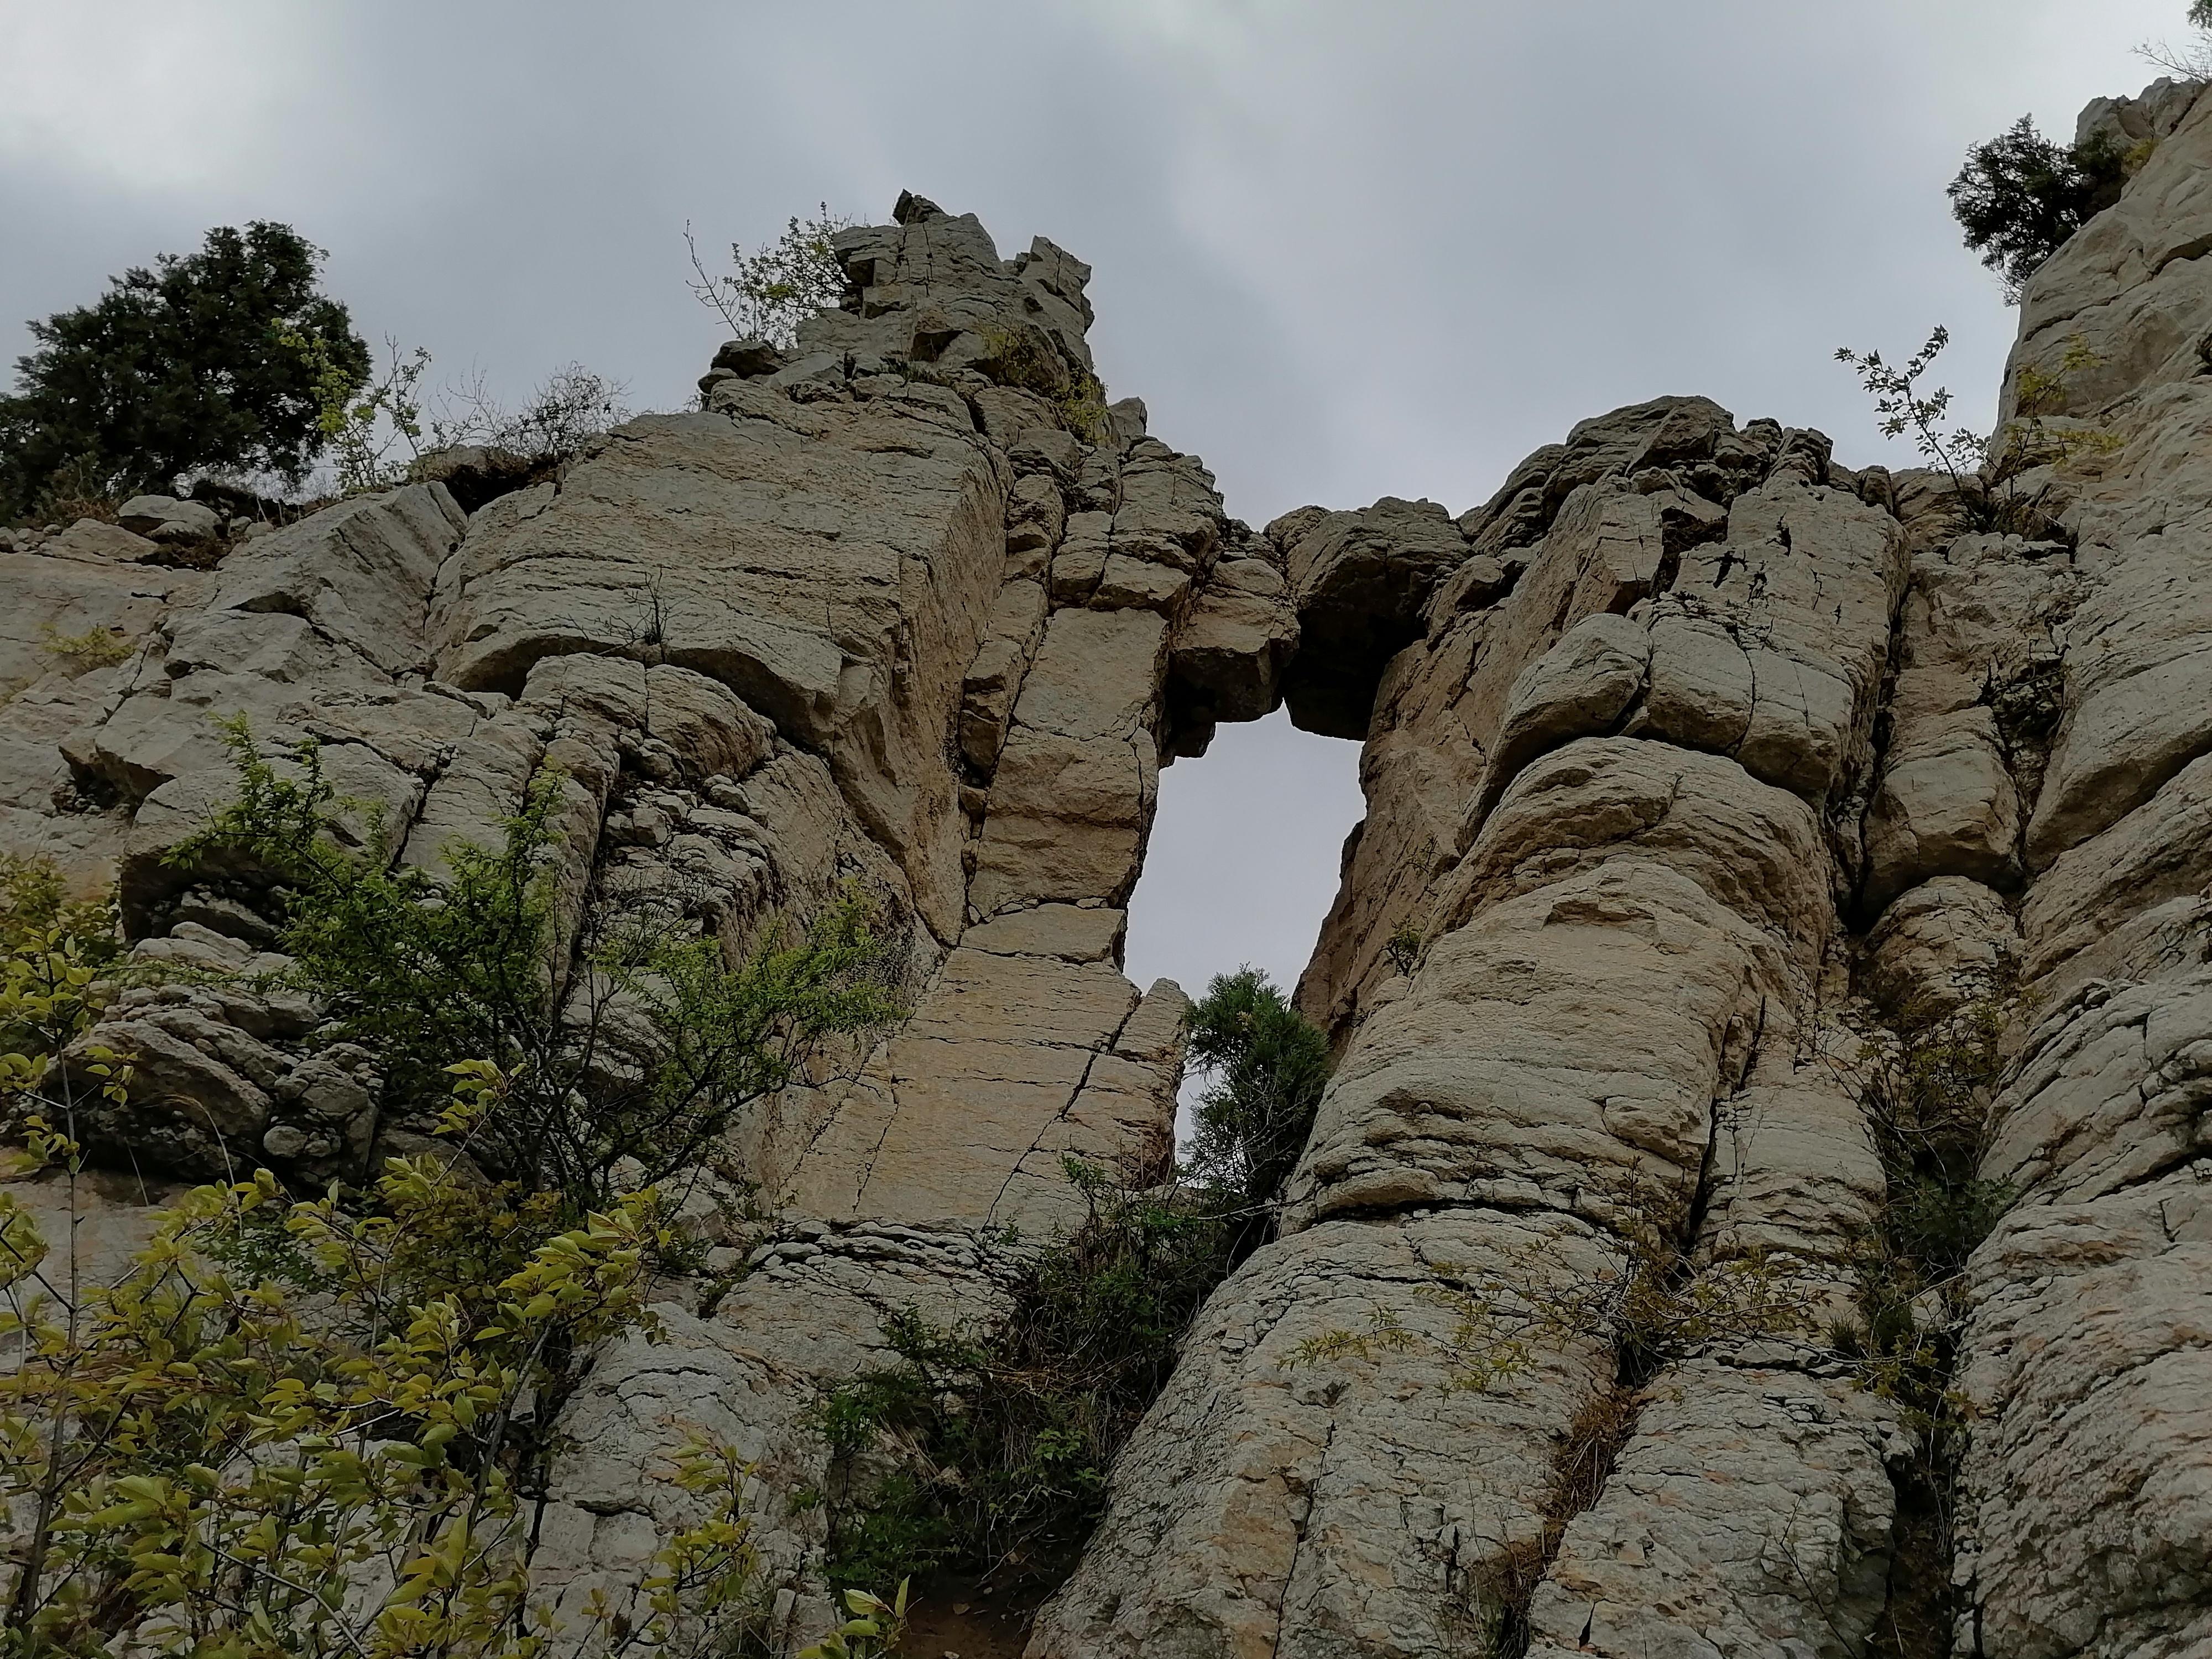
14, 77, 2212, 1659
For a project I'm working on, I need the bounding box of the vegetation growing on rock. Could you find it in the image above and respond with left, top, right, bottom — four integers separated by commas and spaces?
1949, 117, 2130, 301
0, 707, 903, 1657
168, 723, 900, 1210
685, 206, 857, 354
0, 223, 369, 523
813, 969, 1329, 1599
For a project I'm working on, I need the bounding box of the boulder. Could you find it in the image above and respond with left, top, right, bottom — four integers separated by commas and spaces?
45, 519, 162, 565
118, 495, 221, 540
1273, 496, 1471, 738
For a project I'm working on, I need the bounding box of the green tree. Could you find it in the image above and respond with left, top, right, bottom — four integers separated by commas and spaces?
0, 223, 370, 521
1183, 967, 1332, 1225
1948, 117, 2128, 300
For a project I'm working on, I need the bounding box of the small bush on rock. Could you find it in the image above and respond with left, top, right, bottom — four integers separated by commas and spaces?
796, 1583, 908, 1659
1831, 988, 2018, 1659
1838, 326, 2119, 536
815, 1171, 1235, 1591
1835, 993, 2013, 1421
299, 337, 630, 498
686, 207, 857, 354
36, 625, 135, 674
975, 325, 1110, 442
169, 722, 901, 1212
0, 1121, 766, 1659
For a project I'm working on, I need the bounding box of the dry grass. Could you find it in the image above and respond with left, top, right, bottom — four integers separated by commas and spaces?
1473, 1383, 1642, 1655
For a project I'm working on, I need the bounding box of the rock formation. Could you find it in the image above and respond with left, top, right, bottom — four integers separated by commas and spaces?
6, 80, 2211, 1659
1031, 76, 2212, 1659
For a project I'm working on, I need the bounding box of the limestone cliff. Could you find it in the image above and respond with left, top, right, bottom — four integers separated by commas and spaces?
1035, 76, 2212, 1659
4, 80, 2210, 1659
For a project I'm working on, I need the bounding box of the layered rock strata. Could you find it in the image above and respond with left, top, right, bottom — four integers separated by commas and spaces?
8, 74, 2212, 1659
1037, 396, 1917, 1657
1031, 75, 2212, 1659
1943, 80, 2212, 1659
0, 195, 1287, 1646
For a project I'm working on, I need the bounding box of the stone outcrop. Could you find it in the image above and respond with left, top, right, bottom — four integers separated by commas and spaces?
1038, 401, 1913, 1653
11, 74, 2212, 1659
0, 193, 1285, 1648
1940, 79, 2212, 1659
1035, 75, 2212, 1659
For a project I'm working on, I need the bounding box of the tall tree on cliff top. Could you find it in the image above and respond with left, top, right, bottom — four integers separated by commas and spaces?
0, 221, 369, 520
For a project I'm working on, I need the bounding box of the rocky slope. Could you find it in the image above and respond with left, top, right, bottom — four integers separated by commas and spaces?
6, 79, 2211, 1658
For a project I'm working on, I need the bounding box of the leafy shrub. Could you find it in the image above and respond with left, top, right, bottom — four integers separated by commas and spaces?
21, 456, 122, 529
1383, 922, 1423, 976
1837, 992, 2013, 1411
1835, 329, 1985, 492
1837, 326, 2120, 535
485, 364, 630, 462
817, 1172, 1235, 1590
1828, 989, 2018, 1659
686, 207, 857, 353
0, 1125, 765, 1659
1949, 117, 2128, 300
815, 970, 1331, 1596
0, 223, 369, 522
797, 1583, 907, 1659
298, 338, 630, 498
0, 858, 121, 1103
168, 722, 901, 1212
0, 747, 904, 1653
0, 858, 116, 969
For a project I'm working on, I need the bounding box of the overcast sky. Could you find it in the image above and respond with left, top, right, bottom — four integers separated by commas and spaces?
0, 0, 2190, 1005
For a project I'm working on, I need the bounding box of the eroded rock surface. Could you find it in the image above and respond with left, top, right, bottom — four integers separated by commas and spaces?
1037, 75, 2212, 1659
14, 76, 2212, 1659
1900, 79, 2212, 1659
0, 195, 1286, 1649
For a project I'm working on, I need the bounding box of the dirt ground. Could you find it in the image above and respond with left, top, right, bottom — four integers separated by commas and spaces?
895, 1574, 1047, 1658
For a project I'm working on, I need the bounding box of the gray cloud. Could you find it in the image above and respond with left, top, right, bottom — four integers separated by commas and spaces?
1, 0, 2185, 1001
